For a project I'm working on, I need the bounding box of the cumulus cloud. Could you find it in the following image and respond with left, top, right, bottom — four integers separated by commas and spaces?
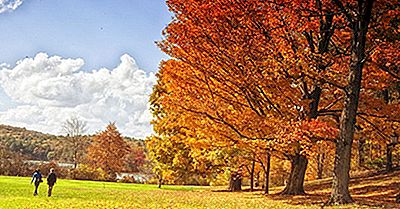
0, 0, 23, 13
0, 53, 156, 138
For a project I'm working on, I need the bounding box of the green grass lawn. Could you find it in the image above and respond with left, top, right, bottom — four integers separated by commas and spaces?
0, 176, 380, 209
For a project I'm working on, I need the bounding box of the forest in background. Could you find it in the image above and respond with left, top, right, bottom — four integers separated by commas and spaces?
0, 124, 147, 181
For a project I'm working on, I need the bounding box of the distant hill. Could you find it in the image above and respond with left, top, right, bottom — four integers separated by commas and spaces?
0, 124, 55, 138
0, 124, 59, 161
0, 124, 145, 162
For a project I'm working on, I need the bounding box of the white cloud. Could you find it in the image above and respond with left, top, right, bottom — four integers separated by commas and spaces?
0, 0, 23, 13
0, 53, 156, 138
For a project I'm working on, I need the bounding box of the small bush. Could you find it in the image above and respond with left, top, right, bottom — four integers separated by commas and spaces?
118, 176, 143, 183
70, 164, 108, 181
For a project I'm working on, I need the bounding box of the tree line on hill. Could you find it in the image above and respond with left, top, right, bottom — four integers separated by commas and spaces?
147, 0, 400, 205
0, 123, 147, 181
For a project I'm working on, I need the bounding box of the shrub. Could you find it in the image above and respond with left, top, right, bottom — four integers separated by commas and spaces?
70, 164, 108, 181
118, 176, 142, 184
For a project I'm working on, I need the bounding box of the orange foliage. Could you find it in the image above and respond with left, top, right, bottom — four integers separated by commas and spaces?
150, 0, 399, 199
87, 123, 130, 179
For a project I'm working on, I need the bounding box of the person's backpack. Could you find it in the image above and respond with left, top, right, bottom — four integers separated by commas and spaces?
35, 172, 43, 183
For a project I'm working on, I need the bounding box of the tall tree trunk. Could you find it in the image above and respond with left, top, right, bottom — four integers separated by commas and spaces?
264, 150, 271, 194
250, 159, 255, 192
73, 137, 79, 169
158, 175, 163, 189
330, 138, 354, 203
382, 87, 395, 172
255, 171, 260, 188
329, 0, 373, 205
281, 154, 308, 195
358, 137, 366, 167
229, 171, 242, 192
317, 152, 325, 179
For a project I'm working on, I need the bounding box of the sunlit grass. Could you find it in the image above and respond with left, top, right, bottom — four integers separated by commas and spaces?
0, 175, 387, 208
0, 176, 306, 209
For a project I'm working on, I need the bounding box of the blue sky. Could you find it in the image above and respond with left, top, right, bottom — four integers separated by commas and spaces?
0, 0, 172, 138
0, 0, 171, 71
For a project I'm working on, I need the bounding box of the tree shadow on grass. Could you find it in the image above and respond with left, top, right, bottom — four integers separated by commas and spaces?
268, 193, 328, 207
208, 170, 399, 207
267, 170, 400, 208
350, 182, 399, 208
268, 171, 400, 208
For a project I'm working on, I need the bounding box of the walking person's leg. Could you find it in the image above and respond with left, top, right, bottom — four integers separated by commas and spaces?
34, 182, 39, 196
48, 185, 53, 197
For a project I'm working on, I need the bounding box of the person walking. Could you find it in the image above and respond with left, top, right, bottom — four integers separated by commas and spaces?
47, 168, 57, 197
31, 169, 43, 196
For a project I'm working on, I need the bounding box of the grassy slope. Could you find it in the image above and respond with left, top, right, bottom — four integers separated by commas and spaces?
0, 170, 398, 209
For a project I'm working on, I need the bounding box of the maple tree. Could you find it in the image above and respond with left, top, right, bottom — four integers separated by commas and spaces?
151, 0, 399, 205
150, 59, 299, 192
87, 123, 130, 179
148, 73, 272, 190
157, 0, 339, 195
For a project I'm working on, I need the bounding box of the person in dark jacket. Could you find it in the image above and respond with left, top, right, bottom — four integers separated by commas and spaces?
31, 169, 43, 196
47, 168, 57, 197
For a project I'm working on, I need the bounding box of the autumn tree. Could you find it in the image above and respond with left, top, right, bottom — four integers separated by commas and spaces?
147, 134, 220, 188
87, 123, 130, 179
158, 0, 342, 196
146, 135, 190, 188
148, 76, 270, 189
155, 0, 399, 205
319, 1, 399, 204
